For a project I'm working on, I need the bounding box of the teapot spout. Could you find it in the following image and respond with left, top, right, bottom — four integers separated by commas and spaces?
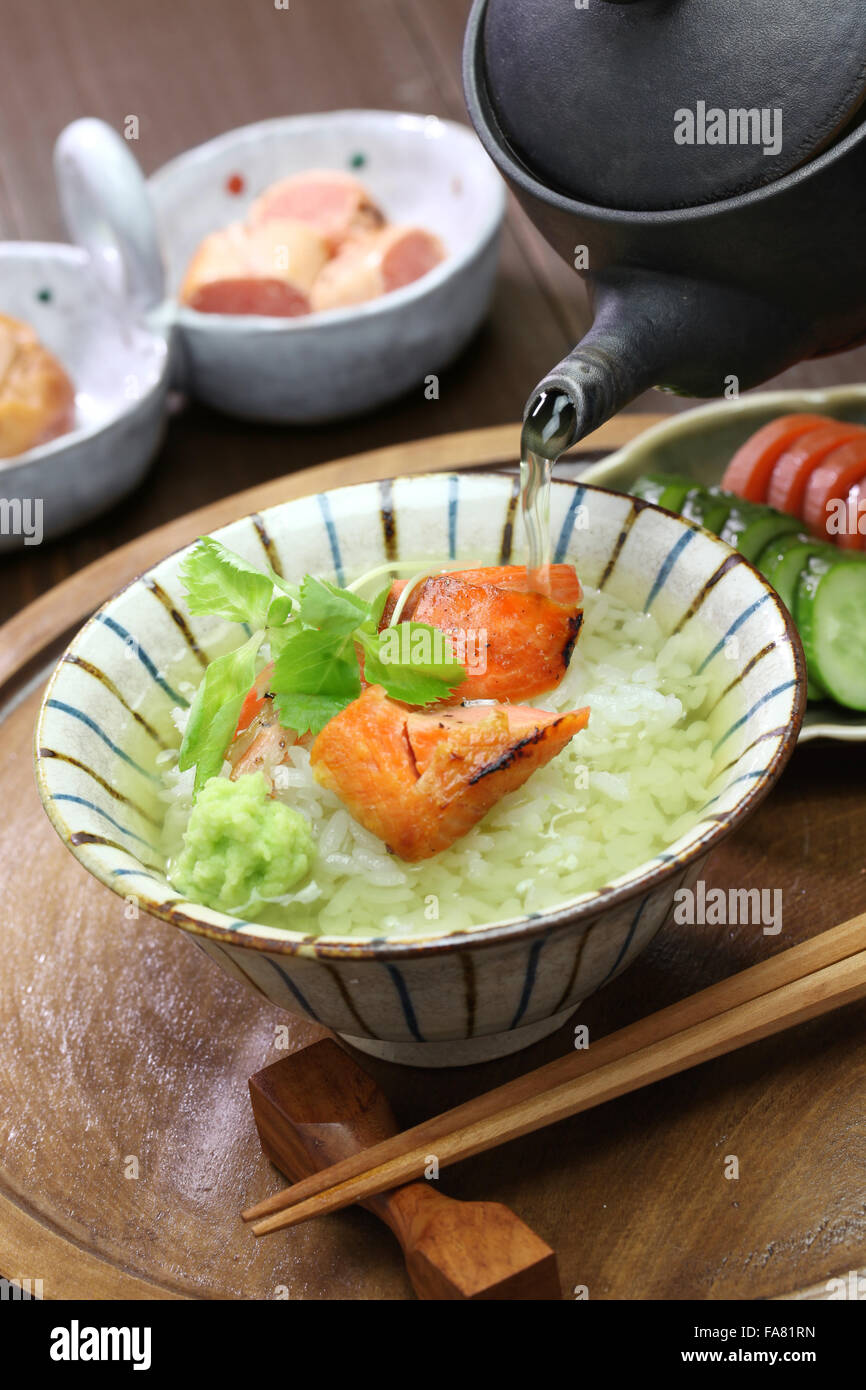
524, 268, 812, 452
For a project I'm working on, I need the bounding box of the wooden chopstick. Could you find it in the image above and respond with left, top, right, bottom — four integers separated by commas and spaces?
245, 915, 866, 1234
253, 949, 866, 1234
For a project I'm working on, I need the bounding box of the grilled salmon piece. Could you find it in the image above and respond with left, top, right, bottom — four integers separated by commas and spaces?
229, 708, 313, 787
381, 563, 581, 622
438, 565, 581, 603
380, 564, 583, 703
229, 715, 293, 783
228, 662, 314, 786
234, 662, 275, 738
311, 685, 589, 861
403, 702, 563, 775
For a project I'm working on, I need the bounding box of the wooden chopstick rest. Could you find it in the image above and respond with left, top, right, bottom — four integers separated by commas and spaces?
245, 915, 866, 1226
248, 917, 866, 1235
246, 1039, 561, 1300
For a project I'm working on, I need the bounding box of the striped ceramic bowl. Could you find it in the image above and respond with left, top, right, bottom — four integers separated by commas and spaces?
34, 473, 805, 1066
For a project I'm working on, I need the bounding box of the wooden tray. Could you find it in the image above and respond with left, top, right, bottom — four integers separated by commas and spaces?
2, 419, 865, 1301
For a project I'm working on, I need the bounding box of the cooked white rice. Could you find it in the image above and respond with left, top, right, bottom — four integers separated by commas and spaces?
160, 584, 723, 937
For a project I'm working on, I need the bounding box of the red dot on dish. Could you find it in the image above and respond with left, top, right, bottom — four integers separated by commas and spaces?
226, 173, 245, 195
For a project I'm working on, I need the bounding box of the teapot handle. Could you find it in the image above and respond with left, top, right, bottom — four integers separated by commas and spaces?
524, 269, 811, 451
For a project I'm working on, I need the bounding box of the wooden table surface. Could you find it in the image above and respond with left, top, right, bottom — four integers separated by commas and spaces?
4, 0, 866, 621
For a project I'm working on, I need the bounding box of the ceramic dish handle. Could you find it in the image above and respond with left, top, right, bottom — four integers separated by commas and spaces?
54, 118, 166, 318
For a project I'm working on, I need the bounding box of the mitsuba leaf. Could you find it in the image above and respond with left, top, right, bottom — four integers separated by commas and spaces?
180, 538, 276, 629
179, 633, 262, 793
272, 693, 352, 739
298, 575, 371, 636
358, 624, 465, 705
271, 628, 362, 698
266, 593, 295, 628
364, 584, 392, 631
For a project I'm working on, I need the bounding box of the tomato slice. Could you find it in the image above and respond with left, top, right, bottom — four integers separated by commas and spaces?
766, 421, 866, 516
838, 478, 866, 551
801, 437, 866, 539
721, 414, 829, 502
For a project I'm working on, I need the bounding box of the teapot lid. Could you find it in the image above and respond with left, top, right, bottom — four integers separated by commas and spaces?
479, 0, 866, 210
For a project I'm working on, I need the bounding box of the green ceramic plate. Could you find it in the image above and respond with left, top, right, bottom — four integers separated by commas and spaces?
581, 385, 866, 743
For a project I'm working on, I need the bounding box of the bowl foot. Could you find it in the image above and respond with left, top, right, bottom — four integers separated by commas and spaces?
339, 1002, 581, 1069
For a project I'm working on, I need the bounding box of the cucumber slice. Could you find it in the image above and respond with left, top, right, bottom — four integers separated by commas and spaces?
753, 530, 813, 578
681, 486, 734, 535
630, 475, 862, 707
657, 479, 693, 512
758, 535, 833, 700
631, 473, 695, 506
765, 538, 831, 614
718, 500, 767, 549
735, 511, 802, 563
795, 556, 866, 709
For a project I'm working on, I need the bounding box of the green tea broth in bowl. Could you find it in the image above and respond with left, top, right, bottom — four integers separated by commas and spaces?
143, 572, 731, 939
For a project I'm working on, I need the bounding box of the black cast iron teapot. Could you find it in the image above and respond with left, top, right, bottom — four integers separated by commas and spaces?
463, 0, 866, 447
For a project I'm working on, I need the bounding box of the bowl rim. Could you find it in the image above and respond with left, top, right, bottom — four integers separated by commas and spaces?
34, 471, 807, 961
0, 241, 170, 476
148, 109, 507, 335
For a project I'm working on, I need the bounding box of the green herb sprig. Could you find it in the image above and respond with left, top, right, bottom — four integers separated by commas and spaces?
177, 540, 464, 793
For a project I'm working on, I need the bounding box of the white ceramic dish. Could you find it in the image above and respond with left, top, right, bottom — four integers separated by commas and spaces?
0, 243, 169, 554
55, 113, 506, 423
580, 385, 866, 743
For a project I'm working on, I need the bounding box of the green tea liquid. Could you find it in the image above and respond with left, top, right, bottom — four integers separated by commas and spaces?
520, 390, 577, 585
